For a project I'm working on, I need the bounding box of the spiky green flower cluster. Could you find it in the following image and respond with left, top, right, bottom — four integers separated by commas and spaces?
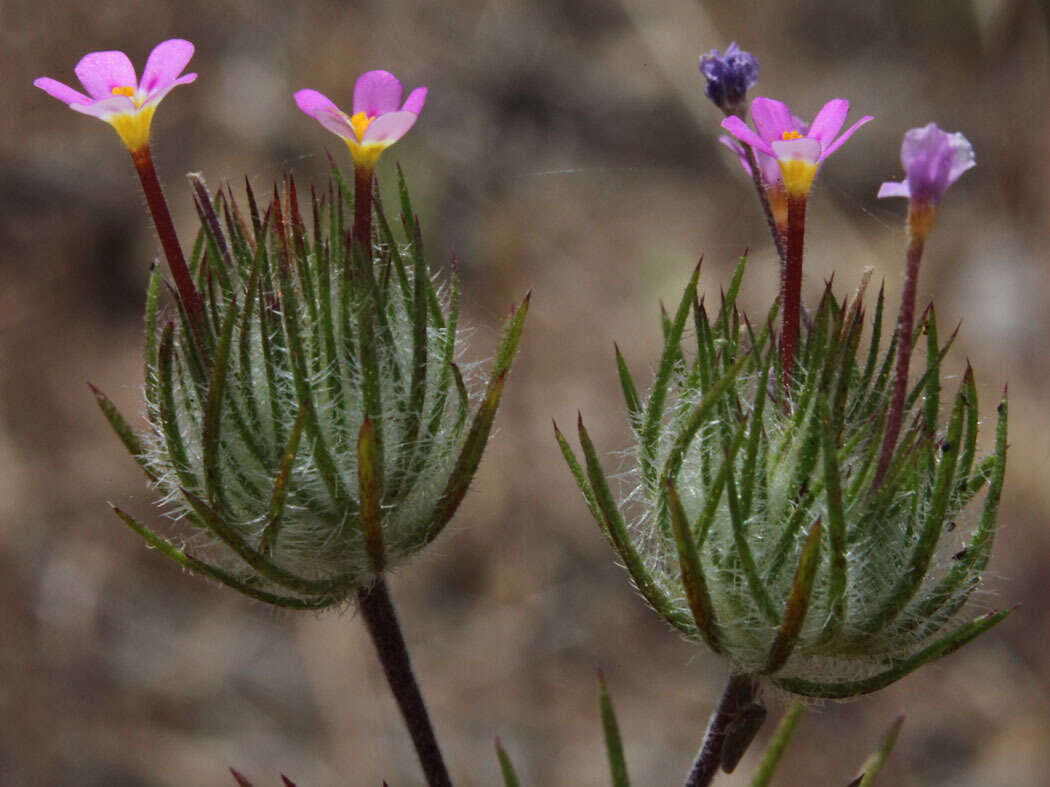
560, 257, 1008, 699
96, 167, 527, 609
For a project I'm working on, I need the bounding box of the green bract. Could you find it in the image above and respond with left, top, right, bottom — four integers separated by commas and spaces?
560, 257, 1008, 699
97, 167, 527, 609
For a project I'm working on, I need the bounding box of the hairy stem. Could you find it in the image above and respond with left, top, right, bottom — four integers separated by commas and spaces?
874, 216, 928, 488
742, 144, 787, 264
357, 576, 453, 787
683, 673, 760, 787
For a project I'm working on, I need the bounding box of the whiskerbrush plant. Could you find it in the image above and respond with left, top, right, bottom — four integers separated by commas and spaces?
559, 41, 1011, 787
99, 168, 526, 608
560, 258, 1008, 697
38, 45, 526, 786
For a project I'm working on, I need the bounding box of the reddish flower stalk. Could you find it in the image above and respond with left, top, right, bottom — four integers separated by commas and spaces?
131, 146, 206, 337
353, 164, 375, 267
779, 192, 807, 392
873, 217, 927, 487
873, 123, 975, 487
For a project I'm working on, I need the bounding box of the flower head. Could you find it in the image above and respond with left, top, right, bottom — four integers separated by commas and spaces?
563, 261, 1010, 699
294, 71, 426, 170
34, 39, 196, 154
878, 123, 975, 206
722, 97, 873, 196
699, 42, 759, 116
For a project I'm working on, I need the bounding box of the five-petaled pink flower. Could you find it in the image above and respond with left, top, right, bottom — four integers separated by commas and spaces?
294, 71, 426, 170
34, 39, 197, 154
722, 97, 872, 196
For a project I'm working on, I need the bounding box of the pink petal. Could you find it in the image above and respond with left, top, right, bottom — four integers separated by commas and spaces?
353, 70, 403, 117
294, 89, 356, 140
140, 72, 197, 108
141, 38, 195, 95
75, 50, 137, 100
749, 97, 794, 144
877, 181, 910, 199
69, 94, 137, 120
719, 135, 753, 177
819, 114, 873, 159
360, 110, 418, 145
401, 86, 427, 115
771, 137, 822, 164
33, 76, 92, 106
807, 99, 848, 145
721, 115, 775, 156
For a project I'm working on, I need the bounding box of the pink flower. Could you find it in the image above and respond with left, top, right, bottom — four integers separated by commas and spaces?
34, 39, 197, 154
878, 123, 974, 205
722, 97, 872, 196
294, 71, 426, 169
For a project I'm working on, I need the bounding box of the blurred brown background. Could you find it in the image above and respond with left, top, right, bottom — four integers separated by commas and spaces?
4, 0, 1050, 784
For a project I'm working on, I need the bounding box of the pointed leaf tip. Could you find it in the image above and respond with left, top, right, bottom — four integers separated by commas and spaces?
229, 769, 253, 787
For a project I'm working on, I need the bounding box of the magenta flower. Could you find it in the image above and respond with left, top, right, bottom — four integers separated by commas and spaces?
878, 123, 974, 205
722, 97, 872, 196
294, 71, 426, 170
34, 39, 196, 154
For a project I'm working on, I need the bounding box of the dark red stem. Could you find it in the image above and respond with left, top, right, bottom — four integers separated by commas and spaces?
353, 164, 374, 268
130, 146, 206, 335
874, 231, 926, 488
357, 577, 453, 787
779, 193, 807, 397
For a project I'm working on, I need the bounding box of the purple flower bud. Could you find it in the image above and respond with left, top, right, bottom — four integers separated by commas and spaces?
878, 123, 975, 205
699, 42, 759, 115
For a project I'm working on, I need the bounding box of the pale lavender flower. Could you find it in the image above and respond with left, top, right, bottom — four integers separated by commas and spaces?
878, 123, 975, 205
294, 71, 426, 169
699, 42, 759, 115
34, 39, 196, 153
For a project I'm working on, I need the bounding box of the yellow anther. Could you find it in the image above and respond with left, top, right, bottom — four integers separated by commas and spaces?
350, 111, 373, 141
781, 130, 803, 141
111, 85, 143, 107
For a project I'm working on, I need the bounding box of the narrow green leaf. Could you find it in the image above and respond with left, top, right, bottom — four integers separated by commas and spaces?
858, 372, 967, 635
667, 479, 721, 653
180, 487, 355, 595
259, 403, 308, 555
494, 738, 520, 787
202, 295, 241, 514
358, 416, 385, 572
614, 344, 643, 429
855, 716, 904, 787
819, 394, 847, 642
641, 263, 702, 487
747, 702, 804, 787
598, 671, 630, 787
113, 506, 341, 609
89, 383, 155, 481
554, 421, 604, 531
577, 417, 693, 634
764, 518, 822, 673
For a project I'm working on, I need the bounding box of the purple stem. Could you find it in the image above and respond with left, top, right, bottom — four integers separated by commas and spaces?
683, 674, 760, 787
742, 144, 787, 264
874, 230, 926, 488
